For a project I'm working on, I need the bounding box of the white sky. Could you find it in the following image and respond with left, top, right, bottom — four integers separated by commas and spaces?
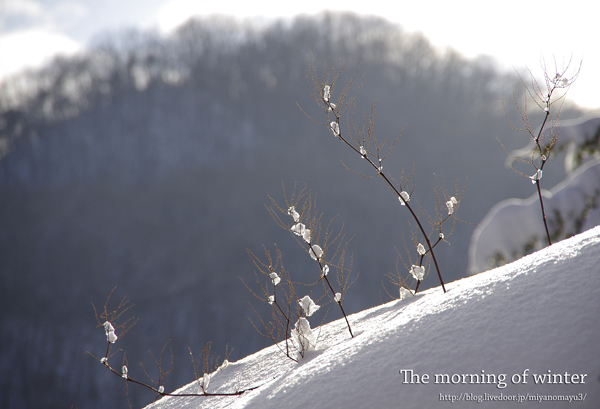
0, 0, 598, 109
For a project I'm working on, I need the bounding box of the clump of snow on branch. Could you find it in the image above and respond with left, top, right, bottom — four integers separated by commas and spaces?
291, 222, 311, 243
309, 244, 323, 260
330, 121, 340, 137
291, 317, 317, 353
298, 295, 320, 317
410, 265, 425, 281
446, 196, 458, 215
269, 272, 281, 286
530, 169, 543, 184
122, 365, 128, 379
398, 191, 410, 205
399, 287, 413, 300
201, 373, 210, 392
416, 243, 426, 256
103, 321, 118, 344
359, 146, 366, 156
323, 85, 330, 101
321, 264, 329, 277
287, 206, 300, 223
334, 292, 342, 303
267, 295, 274, 305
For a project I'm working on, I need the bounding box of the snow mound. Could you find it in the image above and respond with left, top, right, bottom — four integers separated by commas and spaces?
468, 158, 600, 275
148, 227, 600, 409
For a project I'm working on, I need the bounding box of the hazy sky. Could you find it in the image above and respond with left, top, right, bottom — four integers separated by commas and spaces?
0, 0, 597, 109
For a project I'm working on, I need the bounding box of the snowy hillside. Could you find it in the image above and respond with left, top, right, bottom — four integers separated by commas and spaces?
147, 226, 600, 409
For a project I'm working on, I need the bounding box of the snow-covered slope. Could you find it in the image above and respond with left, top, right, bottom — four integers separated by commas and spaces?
148, 227, 600, 409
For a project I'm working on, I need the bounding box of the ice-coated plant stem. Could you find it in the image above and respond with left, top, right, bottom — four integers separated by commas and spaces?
327, 112, 446, 293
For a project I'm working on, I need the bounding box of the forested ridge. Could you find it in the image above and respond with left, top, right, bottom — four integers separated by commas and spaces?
0, 12, 585, 408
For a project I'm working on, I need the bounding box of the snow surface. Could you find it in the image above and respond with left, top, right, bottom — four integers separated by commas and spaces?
468, 158, 600, 275
147, 227, 600, 409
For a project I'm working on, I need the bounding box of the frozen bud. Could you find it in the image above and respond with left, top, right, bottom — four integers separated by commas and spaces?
158, 385, 164, 394
100, 357, 107, 364
359, 146, 366, 156
309, 244, 323, 260
410, 265, 425, 281
321, 264, 329, 277
323, 85, 331, 101
416, 243, 426, 255
399, 287, 413, 300
398, 191, 410, 205
334, 292, 342, 303
330, 121, 340, 137
544, 107, 550, 113
288, 206, 300, 223
439, 232, 445, 240
122, 365, 128, 379
530, 169, 543, 184
298, 295, 320, 317
269, 272, 281, 286
327, 102, 337, 111
268, 295, 275, 305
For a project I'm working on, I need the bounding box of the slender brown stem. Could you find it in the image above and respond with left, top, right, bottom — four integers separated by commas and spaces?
334, 127, 446, 292
535, 180, 552, 246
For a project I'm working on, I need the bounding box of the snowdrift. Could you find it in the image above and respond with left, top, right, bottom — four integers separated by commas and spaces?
148, 227, 600, 409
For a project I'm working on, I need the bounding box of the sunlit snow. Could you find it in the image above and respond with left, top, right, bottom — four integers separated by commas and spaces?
146, 227, 600, 409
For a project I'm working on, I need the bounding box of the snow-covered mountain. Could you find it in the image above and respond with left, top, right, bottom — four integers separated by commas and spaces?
147, 226, 600, 409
